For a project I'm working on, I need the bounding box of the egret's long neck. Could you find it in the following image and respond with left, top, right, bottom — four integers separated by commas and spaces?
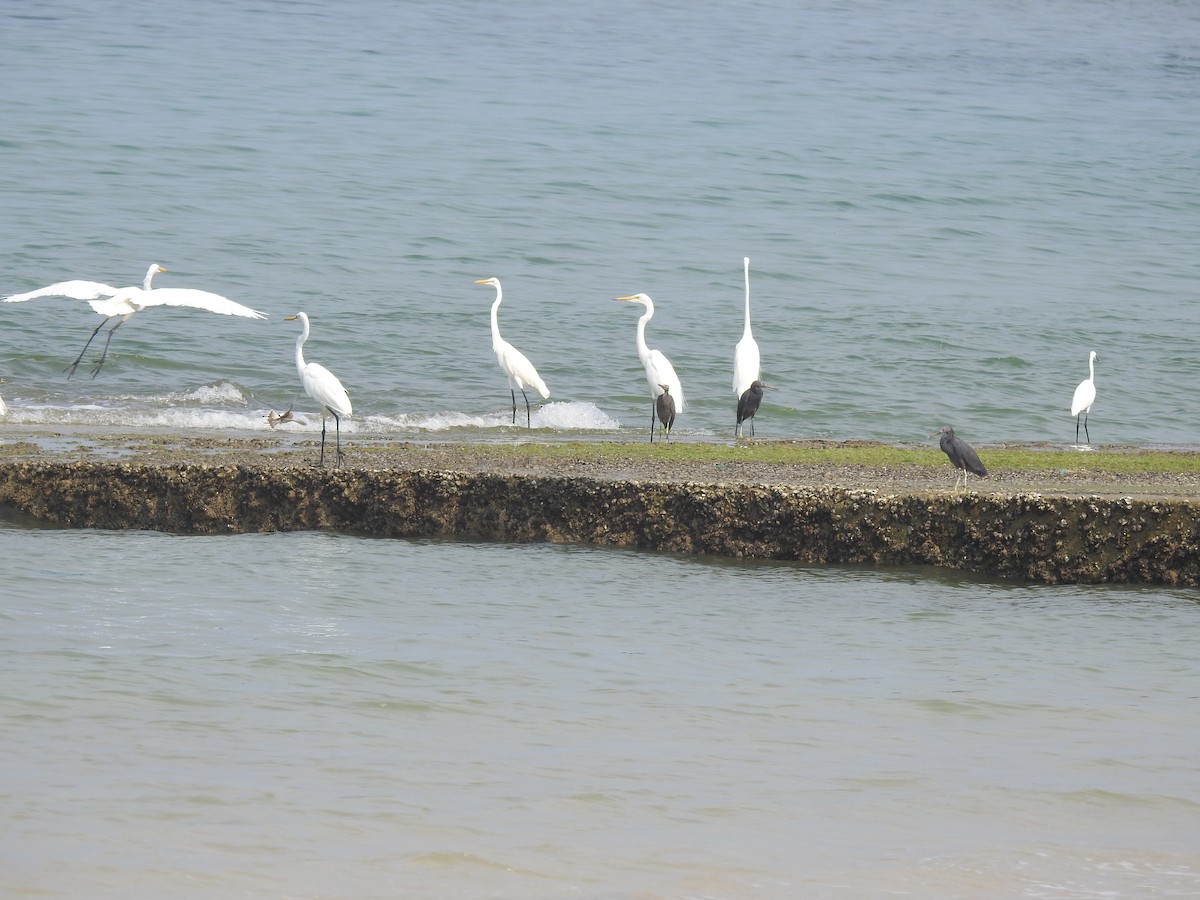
635, 305, 653, 366
489, 287, 504, 350
742, 259, 753, 339
294, 323, 309, 376
1088, 354, 1095, 381
142, 266, 158, 291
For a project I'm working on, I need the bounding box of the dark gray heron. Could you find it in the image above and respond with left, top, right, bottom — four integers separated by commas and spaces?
736, 380, 768, 437
1070, 350, 1097, 444
655, 383, 676, 442
931, 426, 988, 490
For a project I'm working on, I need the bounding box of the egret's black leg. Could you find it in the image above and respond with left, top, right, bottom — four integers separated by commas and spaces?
89, 319, 125, 378
1083, 411, 1090, 444
332, 410, 343, 467
522, 389, 531, 428
65, 316, 114, 379
650, 403, 657, 443
510, 390, 517, 425
318, 413, 328, 467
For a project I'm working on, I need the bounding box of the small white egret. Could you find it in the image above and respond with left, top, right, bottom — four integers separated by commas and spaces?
614, 293, 684, 443
3, 263, 266, 377
931, 426, 988, 491
736, 380, 769, 437
733, 256, 760, 397
474, 278, 550, 428
285, 312, 352, 468
655, 383, 676, 442
1070, 350, 1098, 444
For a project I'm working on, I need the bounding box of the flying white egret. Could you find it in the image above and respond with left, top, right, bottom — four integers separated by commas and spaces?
285, 312, 352, 468
614, 293, 684, 442
3, 263, 266, 377
733, 256, 760, 397
1070, 350, 1098, 444
474, 278, 550, 428
931, 426, 988, 491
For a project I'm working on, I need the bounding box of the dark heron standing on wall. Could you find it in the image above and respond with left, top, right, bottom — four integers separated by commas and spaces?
736, 380, 768, 437
655, 383, 676, 442
931, 426, 988, 490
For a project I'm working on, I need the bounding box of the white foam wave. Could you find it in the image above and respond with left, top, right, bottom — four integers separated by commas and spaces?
160, 381, 249, 406
0, 400, 619, 434
363, 401, 621, 432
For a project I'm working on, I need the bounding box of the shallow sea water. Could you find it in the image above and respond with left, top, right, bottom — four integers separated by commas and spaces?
3, 525, 1200, 898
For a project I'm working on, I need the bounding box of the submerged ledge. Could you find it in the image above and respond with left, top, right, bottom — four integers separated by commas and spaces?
2, 456, 1199, 585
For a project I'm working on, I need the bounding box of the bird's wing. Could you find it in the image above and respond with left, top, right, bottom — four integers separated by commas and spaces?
647, 349, 684, 410
3, 280, 120, 303
1070, 380, 1096, 415
733, 336, 761, 396
135, 288, 267, 318
302, 362, 353, 417
497, 343, 550, 398
957, 441, 988, 477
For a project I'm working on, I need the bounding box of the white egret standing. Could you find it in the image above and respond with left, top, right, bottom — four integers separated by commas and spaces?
3, 263, 266, 377
285, 312, 352, 468
1070, 350, 1098, 444
733, 256, 760, 398
614, 293, 684, 442
474, 278, 550, 428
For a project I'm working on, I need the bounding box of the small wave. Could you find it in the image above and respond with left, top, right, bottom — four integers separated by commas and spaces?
364, 401, 621, 432
160, 381, 249, 406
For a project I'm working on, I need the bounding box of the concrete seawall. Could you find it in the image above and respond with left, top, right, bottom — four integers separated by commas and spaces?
2, 460, 1199, 585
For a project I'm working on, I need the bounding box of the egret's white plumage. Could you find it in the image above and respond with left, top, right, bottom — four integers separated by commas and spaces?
733, 256, 760, 397
3, 263, 266, 377
1070, 350, 1098, 444
285, 312, 352, 468
615, 293, 684, 442
475, 278, 550, 428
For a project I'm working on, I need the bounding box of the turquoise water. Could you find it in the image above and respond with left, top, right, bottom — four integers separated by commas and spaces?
3, 1, 1200, 896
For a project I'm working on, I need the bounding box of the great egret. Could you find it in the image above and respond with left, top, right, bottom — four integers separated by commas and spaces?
285, 312, 352, 468
931, 426, 988, 490
733, 256, 760, 397
474, 278, 550, 428
736, 380, 769, 437
615, 293, 685, 443
655, 383, 676, 442
1071, 350, 1098, 444
3, 263, 266, 377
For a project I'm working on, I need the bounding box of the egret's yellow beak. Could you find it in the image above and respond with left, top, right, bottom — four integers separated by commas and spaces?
614, 295, 637, 302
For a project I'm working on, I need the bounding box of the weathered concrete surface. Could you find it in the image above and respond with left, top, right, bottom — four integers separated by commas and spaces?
2, 460, 1199, 585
